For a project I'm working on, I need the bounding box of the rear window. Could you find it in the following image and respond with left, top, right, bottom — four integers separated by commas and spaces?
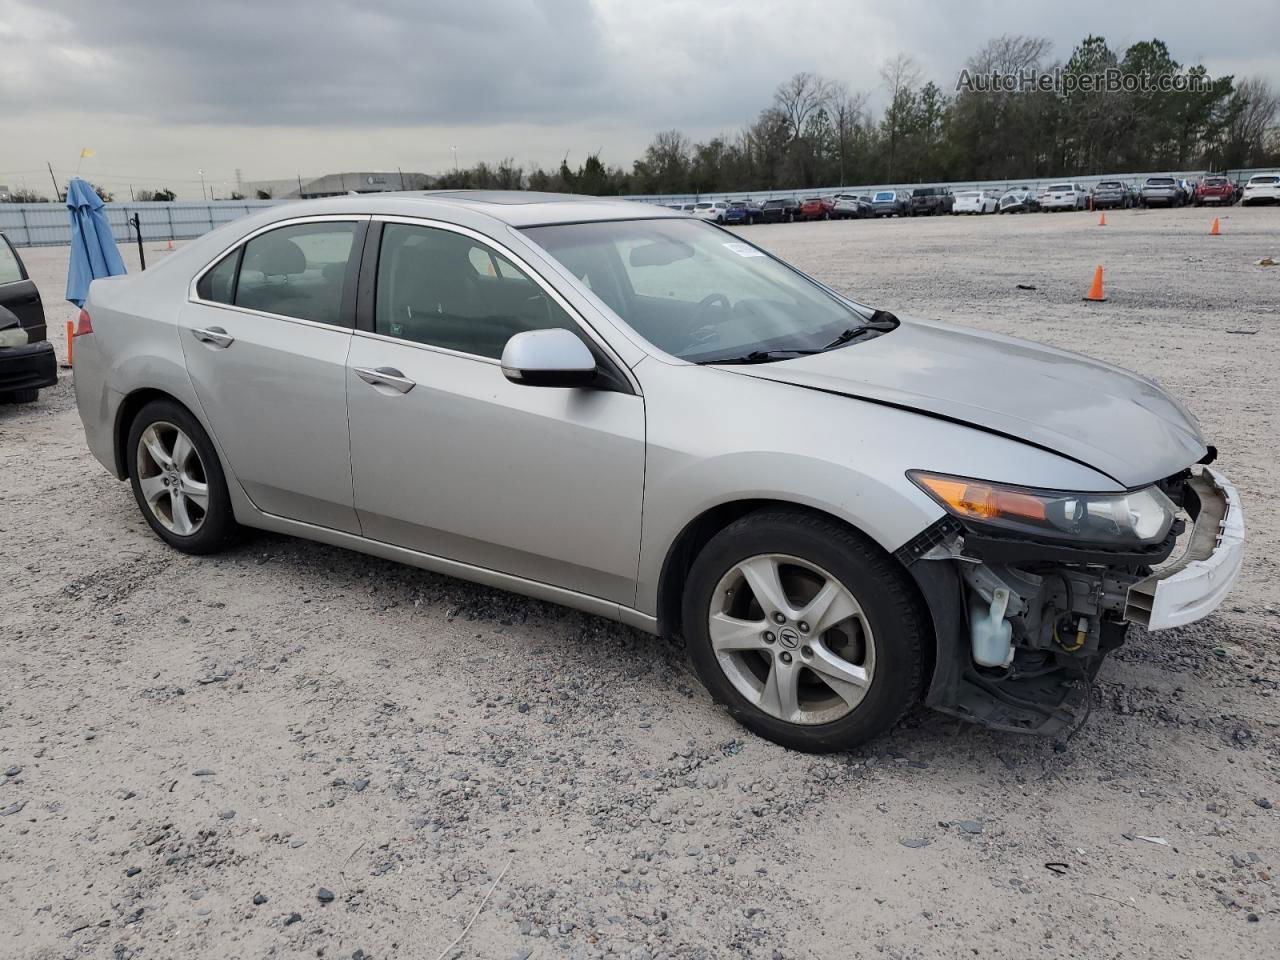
1097, 181, 1121, 189
762, 200, 785, 208
1047, 184, 1073, 191
1147, 178, 1175, 185
1251, 176, 1278, 185
912, 188, 935, 197
1204, 177, 1228, 186
873, 191, 895, 202
695, 203, 712, 209
956, 192, 978, 199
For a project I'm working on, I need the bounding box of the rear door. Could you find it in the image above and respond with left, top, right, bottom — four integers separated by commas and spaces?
0, 235, 47, 342
181, 216, 367, 533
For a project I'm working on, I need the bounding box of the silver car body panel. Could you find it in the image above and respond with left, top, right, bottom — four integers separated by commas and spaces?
74, 191, 1215, 635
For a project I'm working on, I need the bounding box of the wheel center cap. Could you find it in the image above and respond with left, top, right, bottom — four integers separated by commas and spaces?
777, 626, 801, 650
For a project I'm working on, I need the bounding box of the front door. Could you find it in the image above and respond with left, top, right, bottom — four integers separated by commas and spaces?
0, 235, 46, 342
346, 220, 645, 605
180, 218, 366, 533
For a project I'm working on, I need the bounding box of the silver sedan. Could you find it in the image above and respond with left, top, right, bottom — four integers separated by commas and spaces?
73, 191, 1244, 751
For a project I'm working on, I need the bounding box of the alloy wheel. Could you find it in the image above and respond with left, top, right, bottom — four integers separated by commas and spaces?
708, 553, 875, 725
135, 421, 209, 536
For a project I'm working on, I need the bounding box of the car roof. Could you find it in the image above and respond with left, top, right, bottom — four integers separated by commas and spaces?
250, 190, 684, 229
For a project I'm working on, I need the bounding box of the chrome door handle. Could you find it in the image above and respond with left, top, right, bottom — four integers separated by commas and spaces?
192, 326, 235, 348
354, 366, 416, 394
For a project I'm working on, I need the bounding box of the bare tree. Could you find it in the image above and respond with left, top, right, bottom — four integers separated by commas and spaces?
774, 72, 837, 141
1222, 77, 1280, 167
880, 54, 922, 180
829, 85, 869, 186
967, 34, 1052, 74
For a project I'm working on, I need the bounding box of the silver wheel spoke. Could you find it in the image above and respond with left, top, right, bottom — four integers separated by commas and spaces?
737, 556, 792, 618
171, 431, 195, 472
170, 492, 196, 535
182, 478, 209, 509
806, 640, 870, 706
140, 426, 173, 471
138, 473, 168, 505
759, 658, 800, 723
797, 578, 860, 636
708, 612, 769, 652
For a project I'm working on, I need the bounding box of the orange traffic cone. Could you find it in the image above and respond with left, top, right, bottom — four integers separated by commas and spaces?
1083, 265, 1106, 302
1098, 211, 1106, 226
1210, 217, 1221, 236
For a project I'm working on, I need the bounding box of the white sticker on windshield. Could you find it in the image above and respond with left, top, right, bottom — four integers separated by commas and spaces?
723, 242, 766, 258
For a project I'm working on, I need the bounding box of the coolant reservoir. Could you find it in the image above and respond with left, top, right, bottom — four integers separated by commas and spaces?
970, 587, 1014, 668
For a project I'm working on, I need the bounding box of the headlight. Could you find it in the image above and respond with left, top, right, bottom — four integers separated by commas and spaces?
909, 471, 1176, 547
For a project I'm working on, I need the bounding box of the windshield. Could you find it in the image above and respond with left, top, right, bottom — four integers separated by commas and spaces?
763, 199, 785, 207
522, 218, 874, 363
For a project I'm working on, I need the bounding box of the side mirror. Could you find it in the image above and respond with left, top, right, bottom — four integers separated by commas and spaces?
501, 328, 597, 388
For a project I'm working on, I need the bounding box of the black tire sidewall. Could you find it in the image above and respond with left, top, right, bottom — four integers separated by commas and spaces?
682, 511, 927, 752
126, 399, 238, 554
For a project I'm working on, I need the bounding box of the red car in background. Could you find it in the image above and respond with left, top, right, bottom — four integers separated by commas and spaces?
798, 196, 834, 221
1194, 175, 1236, 206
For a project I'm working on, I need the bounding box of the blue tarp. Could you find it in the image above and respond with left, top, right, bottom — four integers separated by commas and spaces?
65, 178, 126, 307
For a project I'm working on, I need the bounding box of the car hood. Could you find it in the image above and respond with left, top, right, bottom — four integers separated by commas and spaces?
731, 316, 1206, 487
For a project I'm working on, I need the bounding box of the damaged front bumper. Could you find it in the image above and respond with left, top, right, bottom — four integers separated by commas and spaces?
1124, 468, 1244, 630
902, 466, 1245, 737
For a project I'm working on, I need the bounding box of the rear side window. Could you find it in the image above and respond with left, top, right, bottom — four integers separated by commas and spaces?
0, 238, 25, 285
234, 222, 358, 326
375, 223, 581, 360
196, 249, 240, 304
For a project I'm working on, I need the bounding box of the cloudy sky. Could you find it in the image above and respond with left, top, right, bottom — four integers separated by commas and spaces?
2, 0, 1277, 199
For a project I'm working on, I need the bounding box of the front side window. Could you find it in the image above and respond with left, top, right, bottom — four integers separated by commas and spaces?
233, 222, 357, 326
375, 223, 581, 360
523, 218, 874, 364
0, 238, 25, 285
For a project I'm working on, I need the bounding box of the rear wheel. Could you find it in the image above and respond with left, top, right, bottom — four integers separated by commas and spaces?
682, 509, 928, 752
0, 388, 39, 404
127, 399, 240, 555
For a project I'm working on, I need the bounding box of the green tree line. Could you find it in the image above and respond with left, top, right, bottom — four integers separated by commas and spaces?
434, 34, 1279, 196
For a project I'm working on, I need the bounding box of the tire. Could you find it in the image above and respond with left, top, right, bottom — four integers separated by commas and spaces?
681, 508, 928, 752
0, 388, 39, 404
126, 398, 240, 555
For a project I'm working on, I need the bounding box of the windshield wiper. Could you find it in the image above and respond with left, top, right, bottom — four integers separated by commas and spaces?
696, 349, 819, 366
821, 310, 899, 351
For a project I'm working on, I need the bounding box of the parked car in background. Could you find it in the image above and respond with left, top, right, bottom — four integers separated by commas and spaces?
724, 200, 761, 226
952, 190, 998, 215
0, 232, 57, 404
1193, 176, 1235, 206
869, 190, 909, 217
1139, 177, 1184, 207
1039, 183, 1089, 211
909, 187, 954, 216
832, 194, 872, 219
72, 191, 1245, 752
692, 201, 730, 223
1091, 181, 1133, 210
798, 196, 834, 221
997, 187, 1039, 214
757, 197, 801, 223
1241, 174, 1280, 206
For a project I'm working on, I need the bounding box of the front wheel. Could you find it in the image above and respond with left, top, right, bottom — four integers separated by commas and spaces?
0, 388, 39, 404
682, 509, 928, 752
127, 399, 240, 555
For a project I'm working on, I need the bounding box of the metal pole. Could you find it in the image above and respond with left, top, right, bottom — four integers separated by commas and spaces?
129, 213, 146, 270
198, 169, 206, 202
297, 174, 304, 198
47, 161, 60, 201
398, 167, 405, 190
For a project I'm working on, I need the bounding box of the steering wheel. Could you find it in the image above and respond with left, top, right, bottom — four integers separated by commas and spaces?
695, 292, 732, 323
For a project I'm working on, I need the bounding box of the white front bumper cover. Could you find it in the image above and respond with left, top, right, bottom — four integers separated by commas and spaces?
1125, 467, 1245, 630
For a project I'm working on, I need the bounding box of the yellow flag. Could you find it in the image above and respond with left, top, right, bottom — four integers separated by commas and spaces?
80, 148, 95, 158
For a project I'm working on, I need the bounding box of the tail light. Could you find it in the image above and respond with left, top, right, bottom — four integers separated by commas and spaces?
73, 309, 93, 337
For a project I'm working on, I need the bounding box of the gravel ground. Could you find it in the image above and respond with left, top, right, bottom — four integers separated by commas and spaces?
2, 205, 1278, 960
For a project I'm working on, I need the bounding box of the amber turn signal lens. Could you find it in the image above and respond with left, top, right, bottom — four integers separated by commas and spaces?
912, 474, 1047, 523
